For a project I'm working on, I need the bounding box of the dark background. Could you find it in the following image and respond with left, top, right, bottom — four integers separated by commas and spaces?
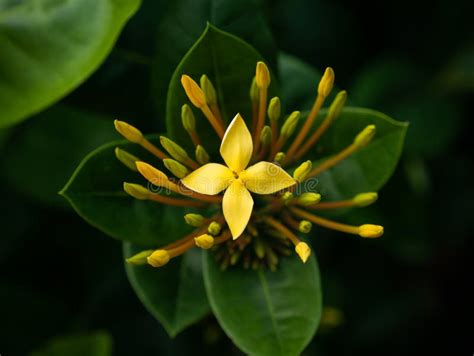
1, 0, 472, 355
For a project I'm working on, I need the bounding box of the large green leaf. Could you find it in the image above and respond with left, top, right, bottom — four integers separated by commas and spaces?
153, 0, 277, 119
61, 137, 195, 246
307, 107, 408, 200
166, 24, 279, 158
2, 105, 117, 206
29, 331, 112, 356
203, 252, 322, 356
124, 243, 210, 337
0, 0, 140, 128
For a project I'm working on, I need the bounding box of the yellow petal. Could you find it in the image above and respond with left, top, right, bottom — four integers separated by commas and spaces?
220, 114, 253, 173
223, 180, 253, 239
241, 162, 296, 194
181, 163, 233, 195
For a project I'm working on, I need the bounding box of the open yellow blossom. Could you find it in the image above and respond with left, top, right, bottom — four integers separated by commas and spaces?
181, 114, 296, 238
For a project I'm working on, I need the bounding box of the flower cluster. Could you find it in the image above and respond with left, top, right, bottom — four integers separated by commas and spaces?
115, 61, 383, 270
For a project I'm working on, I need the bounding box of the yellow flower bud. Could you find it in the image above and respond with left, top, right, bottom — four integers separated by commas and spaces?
293, 160, 312, 182
200, 74, 217, 105
353, 125, 376, 148
207, 221, 222, 236
298, 192, 321, 206
255, 61, 270, 89
181, 75, 206, 108
163, 159, 189, 179
295, 242, 311, 263
115, 147, 139, 171
280, 111, 300, 138
353, 192, 378, 207
114, 120, 143, 143
195, 144, 210, 165
299, 220, 313, 234
249, 76, 259, 103
194, 234, 215, 249
181, 104, 196, 132
147, 250, 170, 267
318, 67, 335, 98
123, 182, 150, 200
327, 90, 347, 119
260, 125, 272, 147
358, 224, 384, 238
135, 162, 169, 186
281, 191, 294, 205
126, 249, 154, 265
160, 136, 191, 163
267, 97, 281, 122
184, 213, 205, 227
274, 152, 286, 164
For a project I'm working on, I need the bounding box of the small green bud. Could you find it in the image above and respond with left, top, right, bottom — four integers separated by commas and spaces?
353, 192, 378, 207
327, 90, 347, 119
293, 160, 312, 182
160, 136, 191, 164
195, 145, 210, 165
200, 75, 218, 105
123, 182, 149, 200
318, 67, 335, 98
253, 238, 266, 259
249, 76, 259, 102
281, 191, 294, 205
280, 111, 300, 138
260, 125, 272, 147
298, 192, 322, 206
267, 97, 281, 122
299, 220, 313, 234
207, 221, 222, 236
181, 104, 196, 132
184, 213, 205, 227
274, 152, 286, 164
353, 125, 376, 148
115, 147, 139, 171
163, 159, 190, 179
126, 249, 154, 265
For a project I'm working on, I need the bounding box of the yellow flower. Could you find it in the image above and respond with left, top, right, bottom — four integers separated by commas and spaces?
181, 114, 296, 238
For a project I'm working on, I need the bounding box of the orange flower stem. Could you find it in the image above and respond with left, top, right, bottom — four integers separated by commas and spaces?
140, 139, 169, 160
148, 194, 206, 208
308, 200, 354, 210
290, 207, 360, 235
253, 88, 268, 154
189, 131, 201, 146
307, 143, 358, 179
263, 216, 300, 246
201, 105, 225, 138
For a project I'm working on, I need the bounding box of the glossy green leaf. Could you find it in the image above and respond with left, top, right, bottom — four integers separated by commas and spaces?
124, 243, 210, 337
2, 105, 117, 206
203, 252, 322, 356
308, 107, 408, 200
166, 24, 279, 158
29, 331, 112, 356
61, 137, 195, 246
0, 0, 140, 128
153, 0, 277, 119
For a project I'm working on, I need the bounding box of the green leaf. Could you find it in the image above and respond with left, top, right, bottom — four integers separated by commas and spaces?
153, 0, 277, 119
124, 243, 210, 337
309, 107, 408, 200
61, 137, 194, 246
166, 24, 279, 158
203, 253, 322, 356
29, 331, 112, 356
0, 0, 141, 128
2, 105, 117, 206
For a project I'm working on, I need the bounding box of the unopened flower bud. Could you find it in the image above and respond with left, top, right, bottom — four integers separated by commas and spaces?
195, 145, 210, 165
135, 162, 169, 186
358, 224, 384, 238
115, 147, 139, 171
255, 61, 271, 89
299, 220, 313, 234
353, 125, 376, 148
295, 242, 311, 263
147, 250, 170, 267
200, 75, 217, 105
249, 77, 259, 103
274, 152, 286, 164
353, 192, 378, 207
160, 136, 191, 164
184, 213, 205, 227
114, 120, 143, 143
281, 191, 294, 205
293, 160, 312, 182
181, 75, 206, 108
126, 249, 154, 265
280, 111, 300, 138
260, 126, 272, 147
181, 104, 196, 132
327, 90, 347, 119
123, 182, 150, 200
163, 159, 189, 179
207, 221, 222, 236
318, 67, 335, 98
298, 192, 321, 206
194, 234, 215, 249
267, 97, 281, 122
